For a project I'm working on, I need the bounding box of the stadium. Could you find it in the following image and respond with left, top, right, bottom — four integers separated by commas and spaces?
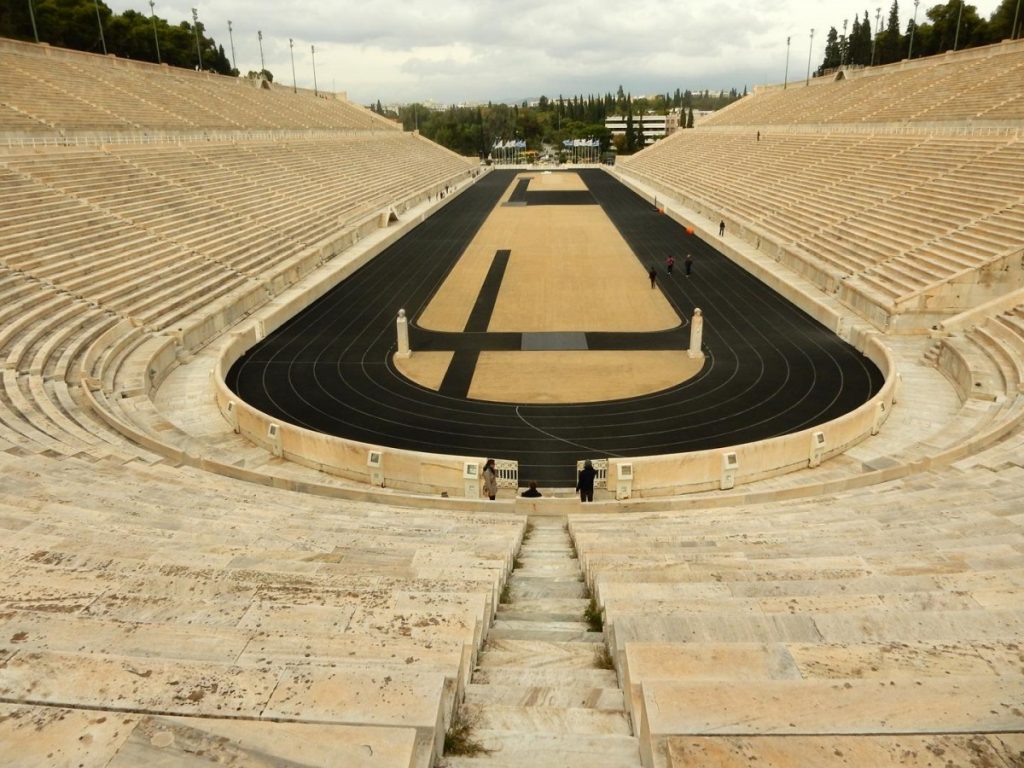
1, 28, 1023, 768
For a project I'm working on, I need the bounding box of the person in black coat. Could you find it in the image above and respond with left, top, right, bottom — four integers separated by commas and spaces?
521, 481, 542, 498
576, 460, 597, 503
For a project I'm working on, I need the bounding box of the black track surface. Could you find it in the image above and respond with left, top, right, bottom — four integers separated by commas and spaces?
227, 169, 883, 486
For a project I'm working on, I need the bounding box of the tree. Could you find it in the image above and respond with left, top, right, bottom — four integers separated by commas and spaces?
879, 0, 903, 63
686, 107, 695, 128
916, 2, 986, 57
848, 11, 873, 65
984, 0, 1021, 41
818, 27, 841, 74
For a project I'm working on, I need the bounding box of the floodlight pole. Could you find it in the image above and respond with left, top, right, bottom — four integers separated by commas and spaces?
27, 0, 39, 43
149, 1, 161, 64
227, 20, 236, 73
191, 8, 202, 71
953, 0, 964, 50
784, 36, 791, 89
841, 19, 848, 66
1013, 0, 1022, 39
289, 38, 296, 93
258, 30, 265, 76
908, 0, 920, 58
93, 0, 107, 54
806, 28, 815, 85
871, 7, 881, 65
311, 44, 318, 96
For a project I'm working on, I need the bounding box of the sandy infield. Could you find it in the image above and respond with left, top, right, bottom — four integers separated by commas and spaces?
418, 174, 679, 333
401, 171, 701, 404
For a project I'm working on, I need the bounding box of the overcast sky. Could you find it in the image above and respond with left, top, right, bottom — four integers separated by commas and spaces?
104, 0, 1002, 105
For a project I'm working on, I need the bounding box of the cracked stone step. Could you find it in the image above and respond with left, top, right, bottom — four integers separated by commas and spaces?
460, 702, 634, 736
486, 626, 603, 643
441, 731, 641, 768
496, 605, 588, 623
508, 579, 588, 600
472, 667, 619, 688
478, 638, 608, 669
462, 682, 627, 711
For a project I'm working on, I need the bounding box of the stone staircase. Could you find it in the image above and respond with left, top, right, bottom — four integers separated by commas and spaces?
443, 516, 641, 767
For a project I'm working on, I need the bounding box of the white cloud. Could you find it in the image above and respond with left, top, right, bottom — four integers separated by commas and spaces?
103, 0, 1005, 104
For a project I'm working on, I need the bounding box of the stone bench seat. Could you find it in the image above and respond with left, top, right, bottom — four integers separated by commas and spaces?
0, 649, 449, 764
638, 676, 1024, 768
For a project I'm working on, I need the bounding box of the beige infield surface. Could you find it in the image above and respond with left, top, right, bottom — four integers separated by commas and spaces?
399, 172, 701, 404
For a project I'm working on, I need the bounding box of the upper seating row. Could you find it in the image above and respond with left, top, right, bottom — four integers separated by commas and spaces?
621, 129, 1024, 325
0, 133, 474, 337
702, 38, 1024, 128
0, 37, 395, 134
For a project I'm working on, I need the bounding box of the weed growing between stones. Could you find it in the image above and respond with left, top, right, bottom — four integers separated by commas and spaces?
584, 596, 604, 632
593, 644, 615, 670
444, 710, 489, 757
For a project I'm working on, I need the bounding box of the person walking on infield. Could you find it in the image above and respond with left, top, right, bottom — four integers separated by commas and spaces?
666, 255, 675, 275
719, 220, 726, 236
482, 458, 498, 500
577, 460, 597, 503
685, 254, 693, 276
648, 266, 657, 289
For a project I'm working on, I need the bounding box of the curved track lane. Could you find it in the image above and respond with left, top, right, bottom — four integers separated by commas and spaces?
227, 169, 883, 486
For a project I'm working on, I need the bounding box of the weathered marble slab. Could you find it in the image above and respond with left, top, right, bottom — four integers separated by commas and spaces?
106, 715, 418, 768
596, 582, 733, 602
0, 651, 279, 716
235, 601, 359, 633
263, 667, 449, 758
0, 704, 137, 768
812, 608, 1024, 643
610, 614, 822, 646
605, 597, 762, 617
787, 641, 1024, 679
237, 631, 466, 668
664, 733, 1024, 768
0, 611, 249, 662
623, 642, 801, 719
726, 574, 942, 598
640, 676, 1024, 739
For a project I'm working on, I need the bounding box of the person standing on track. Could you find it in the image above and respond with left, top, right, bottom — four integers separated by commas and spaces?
666, 255, 675, 275
577, 460, 597, 503
685, 254, 693, 276
648, 266, 657, 289
482, 458, 498, 500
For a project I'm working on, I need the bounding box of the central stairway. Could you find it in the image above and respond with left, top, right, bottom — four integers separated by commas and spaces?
443, 516, 641, 767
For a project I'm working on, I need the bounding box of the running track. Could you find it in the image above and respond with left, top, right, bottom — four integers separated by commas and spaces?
226, 169, 883, 486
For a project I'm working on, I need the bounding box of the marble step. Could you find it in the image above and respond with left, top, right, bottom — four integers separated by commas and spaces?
513, 562, 582, 577
497, 597, 589, 615
478, 638, 607, 669
460, 702, 633, 736
508, 578, 588, 600
472, 667, 619, 688
488, 620, 601, 643
496, 603, 588, 623
442, 731, 641, 767
462, 682, 627, 711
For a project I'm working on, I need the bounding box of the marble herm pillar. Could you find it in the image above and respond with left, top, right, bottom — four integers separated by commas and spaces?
396, 309, 411, 358
688, 308, 704, 359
